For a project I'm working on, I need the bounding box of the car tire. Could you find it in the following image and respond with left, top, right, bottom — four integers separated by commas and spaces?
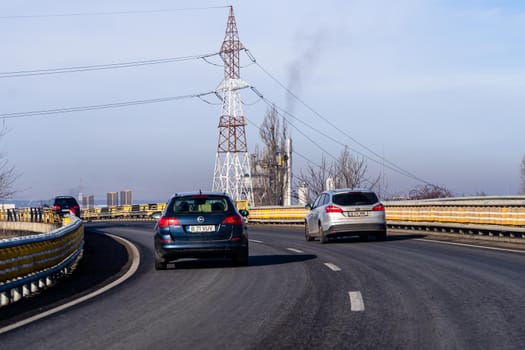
305, 222, 314, 241
359, 235, 368, 242
233, 247, 249, 266
376, 231, 387, 241
319, 223, 328, 244
155, 255, 167, 270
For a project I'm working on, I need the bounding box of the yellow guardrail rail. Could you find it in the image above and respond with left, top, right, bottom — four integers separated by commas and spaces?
0, 215, 84, 307
383, 197, 525, 227
82, 202, 167, 221
246, 206, 308, 223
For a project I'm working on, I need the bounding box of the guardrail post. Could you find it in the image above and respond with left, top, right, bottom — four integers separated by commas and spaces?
0, 292, 9, 306
45, 276, 53, 287
31, 281, 39, 293
11, 287, 21, 302
22, 284, 30, 297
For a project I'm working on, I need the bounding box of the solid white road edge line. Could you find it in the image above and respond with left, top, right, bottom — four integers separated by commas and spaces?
324, 263, 342, 271
286, 248, 304, 253
0, 233, 141, 335
415, 238, 525, 254
349, 291, 365, 312
249, 239, 263, 243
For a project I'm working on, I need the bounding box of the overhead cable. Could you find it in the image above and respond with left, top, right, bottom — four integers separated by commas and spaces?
0, 91, 216, 120
244, 49, 432, 185
0, 85, 251, 119
0, 6, 230, 19
0, 52, 221, 78
247, 86, 433, 185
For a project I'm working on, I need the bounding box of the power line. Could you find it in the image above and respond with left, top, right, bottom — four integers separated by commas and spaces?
0, 52, 221, 78
244, 49, 432, 185
247, 86, 432, 185
0, 85, 251, 119
0, 91, 217, 120
0, 6, 230, 20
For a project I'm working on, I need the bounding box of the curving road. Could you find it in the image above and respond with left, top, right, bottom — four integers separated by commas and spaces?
1, 223, 524, 349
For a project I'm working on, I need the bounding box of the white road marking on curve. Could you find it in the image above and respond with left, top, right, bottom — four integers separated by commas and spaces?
249, 239, 263, 243
0, 233, 140, 335
286, 248, 304, 253
348, 291, 365, 312
324, 262, 342, 271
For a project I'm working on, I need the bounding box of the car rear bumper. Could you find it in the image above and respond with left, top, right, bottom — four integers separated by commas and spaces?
327, 223, 386, 235
156, 240, 247, 260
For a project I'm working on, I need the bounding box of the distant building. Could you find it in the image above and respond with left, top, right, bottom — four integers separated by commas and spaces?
82, 195, 95, 209
120, 190, 132, 206
107, 192, 118, 207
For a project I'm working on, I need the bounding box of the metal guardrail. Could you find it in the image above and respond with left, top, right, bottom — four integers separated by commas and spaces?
0, 215, 84, 307
383, 197, 525, 238
76, 197, 525, 236
0, 207, 59, 224
81, 202, 167, 221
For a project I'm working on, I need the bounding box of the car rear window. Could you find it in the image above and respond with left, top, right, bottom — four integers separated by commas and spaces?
54, 198, 78, 207
169, 196, 231, 214
332, 192, 378, 206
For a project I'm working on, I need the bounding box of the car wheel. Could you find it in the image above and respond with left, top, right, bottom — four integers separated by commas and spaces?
305, 222, 314, 241
359, 234, 368, 242
155, 255, 167, 270
376, 231, 387, 241
233, 247, 249, 266
319, 223, 328, 244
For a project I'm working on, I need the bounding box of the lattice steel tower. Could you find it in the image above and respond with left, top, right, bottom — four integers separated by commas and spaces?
212, 6, 254, 206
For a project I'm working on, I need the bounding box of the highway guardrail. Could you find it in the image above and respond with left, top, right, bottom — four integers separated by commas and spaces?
0, 215, 84, 307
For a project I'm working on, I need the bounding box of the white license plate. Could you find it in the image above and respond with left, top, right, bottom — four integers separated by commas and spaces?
347, 211, 368, 217
188, 225, 215, 233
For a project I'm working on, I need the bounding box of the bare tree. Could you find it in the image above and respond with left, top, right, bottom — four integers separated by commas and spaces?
334, 146, 377, 189
408, 184, 452, 200
296, 147, 379, 203
295, 155, 333, 200
0, 127, 17, 200
252, 106, 288, 206
521, 154, 525, 194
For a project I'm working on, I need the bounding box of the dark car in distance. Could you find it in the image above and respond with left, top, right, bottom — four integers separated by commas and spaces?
53, 196, 81, 218
153, 191, 249, 270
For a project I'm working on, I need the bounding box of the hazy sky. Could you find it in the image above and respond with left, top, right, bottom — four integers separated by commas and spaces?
1, 0, 524, 202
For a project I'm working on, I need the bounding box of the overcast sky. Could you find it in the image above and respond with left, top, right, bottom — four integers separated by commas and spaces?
1, 0, 524, 202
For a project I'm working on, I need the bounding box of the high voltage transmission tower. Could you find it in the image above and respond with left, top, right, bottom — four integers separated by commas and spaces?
212, 6, 254, 206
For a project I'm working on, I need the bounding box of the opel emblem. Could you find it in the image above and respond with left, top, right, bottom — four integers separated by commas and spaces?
197, 216, 205, 223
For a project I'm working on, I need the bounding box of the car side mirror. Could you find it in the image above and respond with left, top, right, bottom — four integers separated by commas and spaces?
305, 203, 312, 210
239, 209, 249, 217
151, 211, 162, 220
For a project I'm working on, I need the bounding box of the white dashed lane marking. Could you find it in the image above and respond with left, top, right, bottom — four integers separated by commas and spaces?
249, 239, 263, 243
286, 248, 304, 253
324, 263, 342, 271
349, 291, 365, 312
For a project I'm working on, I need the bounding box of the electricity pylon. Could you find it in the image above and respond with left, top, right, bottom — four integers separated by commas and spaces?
212, 6, 254, 206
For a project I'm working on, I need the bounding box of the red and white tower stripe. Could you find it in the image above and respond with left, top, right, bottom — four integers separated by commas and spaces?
212, 6, 253, 205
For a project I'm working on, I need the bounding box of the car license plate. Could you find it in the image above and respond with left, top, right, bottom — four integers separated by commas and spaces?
188, 225, 215, 233
346, 211, 368, 217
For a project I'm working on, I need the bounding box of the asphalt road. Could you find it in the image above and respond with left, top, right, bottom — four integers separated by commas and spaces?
1, 223, 524, 349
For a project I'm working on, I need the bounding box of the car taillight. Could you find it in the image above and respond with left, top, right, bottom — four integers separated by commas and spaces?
158, 217, 180, 229
325, 205, 343, 213
372, 204, 385, 211
53, 205, 60, 211
221, 215, 243, 226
